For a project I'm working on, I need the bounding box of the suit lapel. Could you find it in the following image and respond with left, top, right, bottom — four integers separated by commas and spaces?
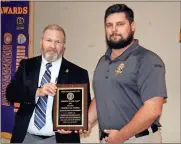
57, 57, 69, 84
31, 56, 42, 89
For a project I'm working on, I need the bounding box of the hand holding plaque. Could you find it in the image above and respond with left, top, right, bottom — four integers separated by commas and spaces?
53, 84, 88, 131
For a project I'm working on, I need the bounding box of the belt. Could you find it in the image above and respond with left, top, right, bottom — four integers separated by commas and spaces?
100, 124, 158, 140
135, 124, 158, 138
33, 134, 53, 139
100, 131, 108, 140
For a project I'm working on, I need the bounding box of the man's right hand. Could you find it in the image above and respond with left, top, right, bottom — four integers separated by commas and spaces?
74, 120, 92, 134
36, 83, 57, 97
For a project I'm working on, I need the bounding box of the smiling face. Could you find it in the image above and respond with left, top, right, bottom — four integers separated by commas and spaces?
40, 29, 65, 62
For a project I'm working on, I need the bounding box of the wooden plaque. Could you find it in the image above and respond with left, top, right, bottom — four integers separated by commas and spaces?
53, 84, 88, 131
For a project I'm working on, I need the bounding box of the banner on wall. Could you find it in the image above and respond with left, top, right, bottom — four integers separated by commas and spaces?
1, 1, 32, 139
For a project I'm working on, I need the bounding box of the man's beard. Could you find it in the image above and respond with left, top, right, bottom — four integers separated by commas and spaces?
106, 32, 134, 49
43, 51, 59, 62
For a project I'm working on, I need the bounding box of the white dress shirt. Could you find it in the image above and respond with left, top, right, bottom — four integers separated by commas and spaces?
27, 55, 62, 136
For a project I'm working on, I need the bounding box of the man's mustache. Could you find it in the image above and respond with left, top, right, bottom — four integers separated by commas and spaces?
46, 50, 57, 53
110, 33, 122, 37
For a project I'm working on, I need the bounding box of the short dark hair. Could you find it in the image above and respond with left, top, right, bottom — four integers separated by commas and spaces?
104, 4, 134, 24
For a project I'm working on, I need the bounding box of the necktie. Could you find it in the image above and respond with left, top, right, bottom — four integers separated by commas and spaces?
34, 63, 52, 130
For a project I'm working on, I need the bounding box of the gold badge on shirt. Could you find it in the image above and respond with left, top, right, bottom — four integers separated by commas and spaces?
115, 63, 125, 75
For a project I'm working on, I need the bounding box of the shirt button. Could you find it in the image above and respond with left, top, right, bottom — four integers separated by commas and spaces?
105, 76, 109, 79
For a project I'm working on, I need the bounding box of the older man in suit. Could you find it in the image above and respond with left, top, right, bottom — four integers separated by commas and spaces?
6, 24, 91, 143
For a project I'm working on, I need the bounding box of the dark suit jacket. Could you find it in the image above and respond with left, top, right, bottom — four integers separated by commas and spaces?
6, 56, 91, 143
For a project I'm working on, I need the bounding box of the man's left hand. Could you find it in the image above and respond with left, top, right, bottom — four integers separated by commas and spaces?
74, 120, 92, 134
104, 129, 125, 143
